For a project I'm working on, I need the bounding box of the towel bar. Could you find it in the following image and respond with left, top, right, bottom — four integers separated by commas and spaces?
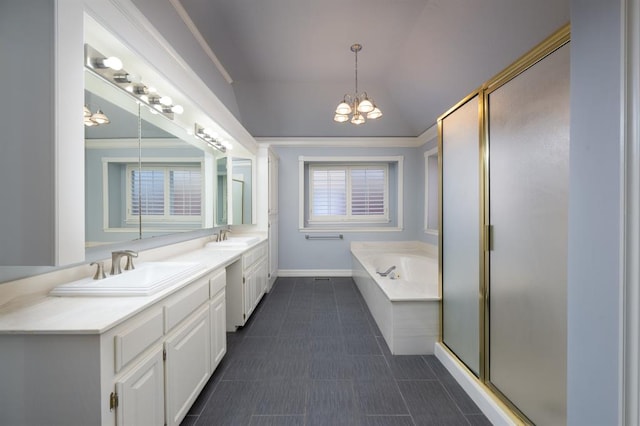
305, 234, 344, 240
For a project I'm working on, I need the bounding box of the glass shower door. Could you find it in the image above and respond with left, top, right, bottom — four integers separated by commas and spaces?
486, 42, 569, 425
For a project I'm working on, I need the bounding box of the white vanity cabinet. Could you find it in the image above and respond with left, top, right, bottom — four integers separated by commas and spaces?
115, 346, 165, 426
257, 146, 279, 290
226, 241, 269, 330
209, 269, 227, 367
0, 266, 227, 426
164, 304, 210, 426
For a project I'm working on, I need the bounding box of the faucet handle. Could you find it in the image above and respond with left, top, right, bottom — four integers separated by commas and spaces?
123, 250, 138, 271
90, 261, 106, 280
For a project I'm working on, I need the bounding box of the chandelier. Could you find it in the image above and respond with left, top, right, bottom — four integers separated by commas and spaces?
333, 43, 382, 125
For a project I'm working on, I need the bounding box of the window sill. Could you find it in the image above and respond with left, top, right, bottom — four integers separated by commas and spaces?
299, 227, 403, 233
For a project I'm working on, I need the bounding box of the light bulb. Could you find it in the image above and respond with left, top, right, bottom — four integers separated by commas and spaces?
334, 114, 349, 123
367, 107, 382, 119
171, 105, 184, 114
335, 102, 352, 115
357, 98, 374, 113
102, 56, 123, 70
351, 113, 365, 125
159, 96, 173, 106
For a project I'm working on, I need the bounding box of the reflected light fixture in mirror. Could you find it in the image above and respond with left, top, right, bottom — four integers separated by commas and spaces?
83, 104, 110, 126
194, 123, 227, 152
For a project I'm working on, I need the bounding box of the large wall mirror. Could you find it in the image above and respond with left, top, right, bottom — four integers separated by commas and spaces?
84, 71, 215, 248
83, 15, 256, 256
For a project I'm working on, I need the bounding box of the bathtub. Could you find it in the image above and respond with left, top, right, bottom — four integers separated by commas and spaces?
351, 242, 439, 355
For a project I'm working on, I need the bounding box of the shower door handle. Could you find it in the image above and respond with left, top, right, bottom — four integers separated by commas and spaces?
484, 224, 493, 251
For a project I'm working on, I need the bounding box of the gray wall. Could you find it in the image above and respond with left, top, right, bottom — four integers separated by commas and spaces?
274, 145, 425, 272
567, 1, 623, 424
0, 1, 55, 265
130, 0, 242, 121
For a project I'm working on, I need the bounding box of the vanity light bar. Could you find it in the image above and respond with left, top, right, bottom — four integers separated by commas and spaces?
194, 123, 226, 153
84, 44, 183, 121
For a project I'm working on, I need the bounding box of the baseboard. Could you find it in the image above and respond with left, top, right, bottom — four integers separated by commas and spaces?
434, 343, 519, 426
277, 269, 353, 277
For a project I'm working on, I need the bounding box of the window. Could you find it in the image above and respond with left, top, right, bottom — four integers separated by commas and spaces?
424, 147, 439, 234
127, 164, 202, 222
309, 164, 388, 223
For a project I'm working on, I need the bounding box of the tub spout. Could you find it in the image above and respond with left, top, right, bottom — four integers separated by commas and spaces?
376, 265, 396, 277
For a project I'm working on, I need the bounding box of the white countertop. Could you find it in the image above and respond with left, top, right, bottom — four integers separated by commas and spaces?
0, 236, 267, 335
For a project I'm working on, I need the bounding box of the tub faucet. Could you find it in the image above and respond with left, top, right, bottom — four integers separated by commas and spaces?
110, 250, 138, 275
376, 265, 396, 277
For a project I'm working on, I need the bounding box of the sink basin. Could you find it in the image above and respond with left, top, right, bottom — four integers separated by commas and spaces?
49, 262, 205, 297
205, 236, 260, 249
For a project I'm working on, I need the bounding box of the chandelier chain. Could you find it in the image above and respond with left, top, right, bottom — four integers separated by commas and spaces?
354, 45, 358, 94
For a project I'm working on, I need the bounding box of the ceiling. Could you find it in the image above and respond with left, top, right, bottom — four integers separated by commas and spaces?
177, 0, 570, 139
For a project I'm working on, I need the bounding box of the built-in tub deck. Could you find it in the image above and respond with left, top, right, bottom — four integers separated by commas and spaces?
351, 241, 439, 355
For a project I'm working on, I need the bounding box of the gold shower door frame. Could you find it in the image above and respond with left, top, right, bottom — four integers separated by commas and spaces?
438, 24, 571, 425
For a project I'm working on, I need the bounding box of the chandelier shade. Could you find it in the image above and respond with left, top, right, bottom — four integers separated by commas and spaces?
333, 43, 382, 125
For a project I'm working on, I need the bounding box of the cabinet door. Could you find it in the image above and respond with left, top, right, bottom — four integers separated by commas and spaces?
268, 214, 278, 289
210, 290, 227, 369
258, 259, 269, 295
115, 346, 164, 426
165, 305, 211, 426
243, 268, 256, 321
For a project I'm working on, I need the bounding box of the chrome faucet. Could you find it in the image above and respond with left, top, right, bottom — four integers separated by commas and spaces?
110, 250, 138, 275
218, 228, 231, 241
90, 261, 106, 280
376, 265, 396, 277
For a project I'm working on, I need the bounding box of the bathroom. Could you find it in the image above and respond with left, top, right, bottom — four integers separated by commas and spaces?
0, 0, 637, 425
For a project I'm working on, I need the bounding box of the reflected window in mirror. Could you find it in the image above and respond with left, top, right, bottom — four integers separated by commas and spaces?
229, 157, 253, 224
216, 157, 228, 226
128, 164, 202, 223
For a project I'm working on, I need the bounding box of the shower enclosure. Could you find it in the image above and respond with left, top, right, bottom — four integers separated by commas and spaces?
439, 26, 570, 425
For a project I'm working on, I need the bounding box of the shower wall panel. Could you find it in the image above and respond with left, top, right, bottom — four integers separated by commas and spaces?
440, 95, 481, 375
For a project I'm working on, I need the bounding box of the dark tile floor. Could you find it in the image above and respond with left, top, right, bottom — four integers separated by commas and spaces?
181, 277, 491, 426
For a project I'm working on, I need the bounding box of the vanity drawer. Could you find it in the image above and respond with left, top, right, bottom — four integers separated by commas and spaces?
164, 277, 209, 333
114, 309, 164, 373
242, 243, 267, 269
209, 268, 226, 298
